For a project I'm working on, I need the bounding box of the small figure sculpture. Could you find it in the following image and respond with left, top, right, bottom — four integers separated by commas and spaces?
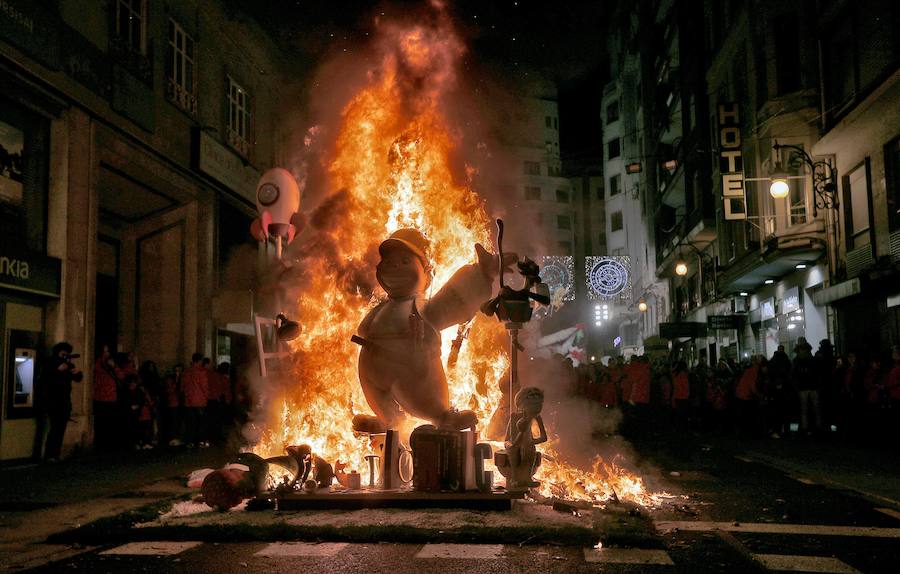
503, 387, 548, 489
351, 228, 503, 433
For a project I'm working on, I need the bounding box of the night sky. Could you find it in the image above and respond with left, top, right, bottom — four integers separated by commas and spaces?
239, 0, 612, 156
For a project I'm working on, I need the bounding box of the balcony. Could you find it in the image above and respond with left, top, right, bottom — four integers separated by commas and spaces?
845, 244, 875, 279
166, 78, 197, 116
227, 128, 250, 158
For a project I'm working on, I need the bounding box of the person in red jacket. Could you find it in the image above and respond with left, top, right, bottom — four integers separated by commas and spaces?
671, 361, 690, 427
887, 346, 900, 404
625, 356, 652, 434
613, 356, 630, 406
628, 356, 651, 405
181, 353, 209, 448
162, 364, 183, 446
596, 362, 618, 407
92, 344, 119, 451
735, 356, 762, 436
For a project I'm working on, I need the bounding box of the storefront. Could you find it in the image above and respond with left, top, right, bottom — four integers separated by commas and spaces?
746, 265, 828, 358
0, 95, 61, 460
0, 247, 61, 460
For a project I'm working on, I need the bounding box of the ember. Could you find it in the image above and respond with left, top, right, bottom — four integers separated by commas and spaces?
251, 9, 661, 507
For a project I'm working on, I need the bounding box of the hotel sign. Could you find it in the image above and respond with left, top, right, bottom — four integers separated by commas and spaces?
718, 102, 746, 220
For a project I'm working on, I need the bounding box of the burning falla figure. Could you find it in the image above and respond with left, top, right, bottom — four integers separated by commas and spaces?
351, 228, 500, 433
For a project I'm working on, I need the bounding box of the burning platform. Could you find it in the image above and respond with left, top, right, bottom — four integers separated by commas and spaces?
274, 489, 524, 511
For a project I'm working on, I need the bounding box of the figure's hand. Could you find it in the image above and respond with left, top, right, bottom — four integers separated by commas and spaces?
475, 243, 517, 279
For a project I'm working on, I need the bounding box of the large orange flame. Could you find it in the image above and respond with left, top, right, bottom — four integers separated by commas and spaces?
253, 13, 660, 507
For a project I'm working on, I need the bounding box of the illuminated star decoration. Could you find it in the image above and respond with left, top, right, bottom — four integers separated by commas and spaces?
540, 255, 575, 302
585, 256, 631, 301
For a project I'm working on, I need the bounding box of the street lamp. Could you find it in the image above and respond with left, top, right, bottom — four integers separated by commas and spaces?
769, 176, 790, 199
675, 261, 688, 276
637, 299, 648, 312
770, 141, 838, 215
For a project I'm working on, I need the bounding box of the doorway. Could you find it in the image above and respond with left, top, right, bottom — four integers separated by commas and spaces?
95, 237, 119, 353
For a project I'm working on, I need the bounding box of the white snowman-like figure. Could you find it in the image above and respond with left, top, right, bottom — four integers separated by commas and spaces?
351, 228, 502, 433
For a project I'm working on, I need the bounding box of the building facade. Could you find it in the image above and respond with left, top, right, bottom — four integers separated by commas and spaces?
0, 0, 290, 460
600, 2, 671, 357
607, 0, 898, 364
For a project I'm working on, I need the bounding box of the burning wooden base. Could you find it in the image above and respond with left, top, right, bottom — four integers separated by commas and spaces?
274, 488, 525, 511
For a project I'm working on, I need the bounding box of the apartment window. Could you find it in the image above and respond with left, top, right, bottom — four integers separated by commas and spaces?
553, 117, 558, 130
596, 186, 604, 200
525, 186, 541, 200
843, 160, 872, 250
607, 138, 620, 160
524, 160, 541, 175
115, 0, 146, 54
166, 20, 197, 115
545, 116, 552, 128
609, 174, 621, 196
611, 211, 623, 232
823, 3, 896, 122
773, 12, 801, 95
885, 137, 900, 231
557, 214, 571, 230
226, 77, 251, 156
556, 189, 569, 203
606, 101, 619, 123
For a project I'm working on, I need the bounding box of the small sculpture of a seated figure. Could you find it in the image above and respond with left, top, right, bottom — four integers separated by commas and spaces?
503, 386, 547, 489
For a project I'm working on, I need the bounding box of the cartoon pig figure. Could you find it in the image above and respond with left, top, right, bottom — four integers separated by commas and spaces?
351, 228, 501, 433
250, 168, 304, 244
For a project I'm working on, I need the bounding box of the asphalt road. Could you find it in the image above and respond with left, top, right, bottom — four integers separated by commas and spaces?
7, 434, 900, 574
9, 434, 900, 573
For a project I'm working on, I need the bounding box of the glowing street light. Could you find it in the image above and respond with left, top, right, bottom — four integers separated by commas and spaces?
769, 177, 790, 199
637, 299, 648, 312
675, 261, 688, 276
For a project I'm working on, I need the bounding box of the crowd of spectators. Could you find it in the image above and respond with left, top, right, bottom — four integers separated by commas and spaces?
570, 339, 900, 440
91, 346, 251, 452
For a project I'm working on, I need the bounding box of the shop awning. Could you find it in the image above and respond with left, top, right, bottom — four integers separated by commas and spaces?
811, 278, 861, 306
660, 322, 708, 339
717, 244, 824, 294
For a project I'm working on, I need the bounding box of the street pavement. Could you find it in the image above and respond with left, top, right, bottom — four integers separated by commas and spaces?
3, 431, 900, 573
0, 445, 231, 571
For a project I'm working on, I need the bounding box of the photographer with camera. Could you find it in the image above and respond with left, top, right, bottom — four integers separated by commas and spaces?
42, 341, 83, 461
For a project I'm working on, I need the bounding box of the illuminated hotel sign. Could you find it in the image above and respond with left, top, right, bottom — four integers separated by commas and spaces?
718, 102, 746, 220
